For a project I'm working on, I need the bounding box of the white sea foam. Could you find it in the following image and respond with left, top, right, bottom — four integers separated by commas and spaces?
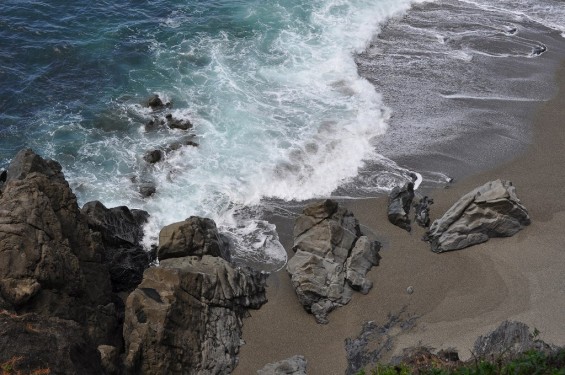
28, 0, 452, 269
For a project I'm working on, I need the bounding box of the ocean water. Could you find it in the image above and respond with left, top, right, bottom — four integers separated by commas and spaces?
1, 0, 564, 270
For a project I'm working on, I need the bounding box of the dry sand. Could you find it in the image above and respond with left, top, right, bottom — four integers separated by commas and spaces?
234, 61, 565, 375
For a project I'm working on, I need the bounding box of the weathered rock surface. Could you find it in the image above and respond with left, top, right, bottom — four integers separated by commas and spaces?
124, 255, 267, 374
427, 180, 530, 253
81, 201, 151, 292
0, 149, 120, 347
158, 216, 230, 261
82, 200, 147, 247
414, 195, 433, 228
287, 200, 381, 324
473, 321, 554, 358
166, 113, 193, 130
124, 218, 267, 374
0, 311, 105, 375
257, 355, 308, 375
388, 182, 415, 232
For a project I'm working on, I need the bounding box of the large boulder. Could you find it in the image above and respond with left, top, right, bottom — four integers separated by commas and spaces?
158, 216, 229, 261
123, 255, 267, 374
0, 149, 120, 347
427, 180, 530, 253
257, 355, 308, 375
82, 201, 151, 292
0, 311, 105, 375
124, 217, 267, 374
287, 200, 381, 324
387, 182, 414, 232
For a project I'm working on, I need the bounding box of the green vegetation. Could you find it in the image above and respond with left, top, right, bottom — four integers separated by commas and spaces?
357, 348, 565, 375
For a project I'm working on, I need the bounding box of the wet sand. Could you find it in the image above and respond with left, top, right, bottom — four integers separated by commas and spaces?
234, 61, 565, 375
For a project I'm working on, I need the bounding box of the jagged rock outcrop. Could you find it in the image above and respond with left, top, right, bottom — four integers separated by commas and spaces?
0, 311, 105, 374
158, 216, 230, 261
257, 355, 308, 375
81, 201, 151, 292
123, 218, 267, 374
0, 149, 121, 347
426, 180, 530, 253
473, 321, 554, 358
388, 182, 415, 232
287, 200, 381, 324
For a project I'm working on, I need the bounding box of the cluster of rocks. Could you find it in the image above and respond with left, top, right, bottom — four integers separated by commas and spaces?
388, 179, 530, 253
287, 200, 381, 324
0, 149, 267, 375
136, 95, 199, 198
425, 179, 530, 253
387, 181, 434, 232
131, 94, 202, 198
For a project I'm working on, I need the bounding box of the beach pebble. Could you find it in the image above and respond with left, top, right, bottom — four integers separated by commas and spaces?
406, 286, 414, 294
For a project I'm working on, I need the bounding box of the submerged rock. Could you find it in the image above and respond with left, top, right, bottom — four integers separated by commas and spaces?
388, 182, 415, 232
257, 355, 308, 375
143, 149, 163, 164
426, 180, 530, 253
287, 199, 380, 324
82, 201, 151, 293
81, 201, 147, 247
146, 94, 170, 111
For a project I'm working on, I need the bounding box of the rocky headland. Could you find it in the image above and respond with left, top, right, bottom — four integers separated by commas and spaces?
0, 149, 266, 374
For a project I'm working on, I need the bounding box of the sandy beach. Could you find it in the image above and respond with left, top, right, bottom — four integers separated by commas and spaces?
234, 56, 565, 374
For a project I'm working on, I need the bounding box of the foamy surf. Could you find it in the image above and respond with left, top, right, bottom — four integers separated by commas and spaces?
39, 0, 419, 270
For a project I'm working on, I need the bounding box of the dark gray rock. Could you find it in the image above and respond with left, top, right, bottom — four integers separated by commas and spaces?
81, 201, 147, 247
414, 196, 433, 228
164, 136, 199, 153
388, 182, 415, 232
123, 254, 267, 374
287, 200, 380, 324
426, 180, 530, 253
138, 182, 157, 198
158, 216, 230, 261
0, 312, 105, 375
0, 149, 120, 348
82, 201, 151, 293
345, 310, 418, 375
257, 355, 308, 375
473, 321, 554, 359
144, 149, 163, 164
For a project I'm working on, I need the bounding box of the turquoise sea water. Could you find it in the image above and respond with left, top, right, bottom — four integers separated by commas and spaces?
1, 0, 564, 268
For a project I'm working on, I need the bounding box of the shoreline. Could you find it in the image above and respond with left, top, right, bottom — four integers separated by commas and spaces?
234, 58, 565, 374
